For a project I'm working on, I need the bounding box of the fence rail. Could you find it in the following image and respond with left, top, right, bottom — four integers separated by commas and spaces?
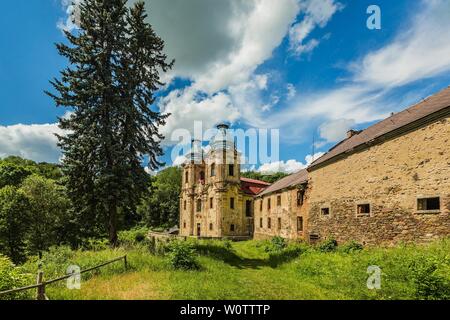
0, 255, 127, 300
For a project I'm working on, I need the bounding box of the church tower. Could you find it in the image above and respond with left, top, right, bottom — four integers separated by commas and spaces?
179, 124, 260, 239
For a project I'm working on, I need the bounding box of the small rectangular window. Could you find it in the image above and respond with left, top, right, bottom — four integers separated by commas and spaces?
260, 199, 263, 211
230, 224, 235, 232
277, 218, 281, 230
321, 207, 330, 216
277, 195, 281, 206
417, 197, 440, 212
229, 164, 234, 176
185, 171, 189, 183
357, 203, 371, 215
297, 189, 305, 206
183, 221, 186, 229
268, 198, 271, 210
268, 217, 271, 229
210, 197, 213, 209
230, 197, 235, 209
183, 200, 187, 210
245, 200, 252, 217
260, 218, 263, 228
209, 223, 213, 231
297, 217, 303, 232
196, 199, 202, 212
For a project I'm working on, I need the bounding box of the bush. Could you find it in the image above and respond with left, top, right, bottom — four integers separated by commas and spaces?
265, 236, 287, 253
0, 254, 32, 300
268, 243, 305, 267
409, 255, 450, 300
81, 238, 109, 251
223, 240, 233, 251
340, 241, 363, 253
118, 227, 149, 247
317, 238, 338, 252
166, 240, 199, 270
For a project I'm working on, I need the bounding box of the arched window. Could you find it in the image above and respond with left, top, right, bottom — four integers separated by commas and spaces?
211, 163, 216, 177
185, 171, 189, 183
196, 199, 202, 212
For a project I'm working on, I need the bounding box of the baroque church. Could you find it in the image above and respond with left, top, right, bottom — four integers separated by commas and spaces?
179, 124, 270, 239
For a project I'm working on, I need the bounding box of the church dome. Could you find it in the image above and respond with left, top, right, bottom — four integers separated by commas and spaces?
211, 124, 235, 152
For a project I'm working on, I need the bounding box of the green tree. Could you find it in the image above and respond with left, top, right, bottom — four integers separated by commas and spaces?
0, 156, 62, 182
0, 162, 33, 188
20, 175, 71, 256
138, 167, 181, 228
241, 171, 288, 184
47, 0, 172, 246
0, 187, 30, 263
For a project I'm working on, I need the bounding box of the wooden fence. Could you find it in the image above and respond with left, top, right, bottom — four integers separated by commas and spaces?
0, 255, 127, 300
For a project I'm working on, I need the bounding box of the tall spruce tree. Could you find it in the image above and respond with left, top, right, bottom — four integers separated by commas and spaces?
47, 0, 173, 246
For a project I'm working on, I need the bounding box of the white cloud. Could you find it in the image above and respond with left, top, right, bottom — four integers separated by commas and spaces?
143, 0, 300, 136
0, 123, 63, 163
160, 87, 240, 141
352, 0, 450, 88
286, 83, 297, 100
273, 0, 450, 146
288, 0, 342, 56
58, 0, 82, 32
258, 152, 325, 174
318, 118, 355, 144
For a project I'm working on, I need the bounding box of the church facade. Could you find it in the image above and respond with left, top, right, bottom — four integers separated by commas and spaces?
179, 124, 270, 239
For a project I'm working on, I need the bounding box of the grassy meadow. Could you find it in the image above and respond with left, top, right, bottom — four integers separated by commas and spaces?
11, 237, 450, 300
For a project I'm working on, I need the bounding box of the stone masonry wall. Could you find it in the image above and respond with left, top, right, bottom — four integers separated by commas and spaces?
254, 186, 310, 240
308, 117, 450, 245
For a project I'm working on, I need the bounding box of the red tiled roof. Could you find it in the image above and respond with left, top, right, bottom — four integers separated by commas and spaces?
240, 177, 271, 186
257, 169, 308, 197
309, 86, 450, 169
240, 177, 271, 195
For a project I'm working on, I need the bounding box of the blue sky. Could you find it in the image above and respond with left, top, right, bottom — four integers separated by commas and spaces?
1, 0, 450, 173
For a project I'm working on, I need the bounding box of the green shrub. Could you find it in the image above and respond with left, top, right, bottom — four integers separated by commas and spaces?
166, 240, 199, 270
81, 238, 109, 251
408, 255, 450, 300
0, 254, 32, 300
265, 236, 287, 253
317, 238, 338, 252
118, 227, 149, 247
268, 243, 304, 267
223, 240, 233, 251
340, 241, 364, 253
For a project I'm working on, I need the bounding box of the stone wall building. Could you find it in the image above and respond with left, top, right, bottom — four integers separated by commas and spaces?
306, 86, 450, 245
179, 124, 270, 239
253, 170, 309, 240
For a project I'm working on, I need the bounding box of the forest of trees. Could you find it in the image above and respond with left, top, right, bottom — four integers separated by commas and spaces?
0, 156, 182, 264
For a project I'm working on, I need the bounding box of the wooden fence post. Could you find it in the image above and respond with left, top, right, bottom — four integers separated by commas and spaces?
36, 271, 46, 301
124, 255, 128, 270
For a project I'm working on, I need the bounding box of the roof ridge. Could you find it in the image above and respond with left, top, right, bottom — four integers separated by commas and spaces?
309, 85, 450, 169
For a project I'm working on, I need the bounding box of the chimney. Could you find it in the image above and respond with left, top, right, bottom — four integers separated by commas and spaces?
346, 129, 360, 139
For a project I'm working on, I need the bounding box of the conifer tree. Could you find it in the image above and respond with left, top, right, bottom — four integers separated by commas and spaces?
47, 0, 173, 246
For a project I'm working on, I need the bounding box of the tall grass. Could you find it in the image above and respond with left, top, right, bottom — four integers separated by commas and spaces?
6, 237, 450, 300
